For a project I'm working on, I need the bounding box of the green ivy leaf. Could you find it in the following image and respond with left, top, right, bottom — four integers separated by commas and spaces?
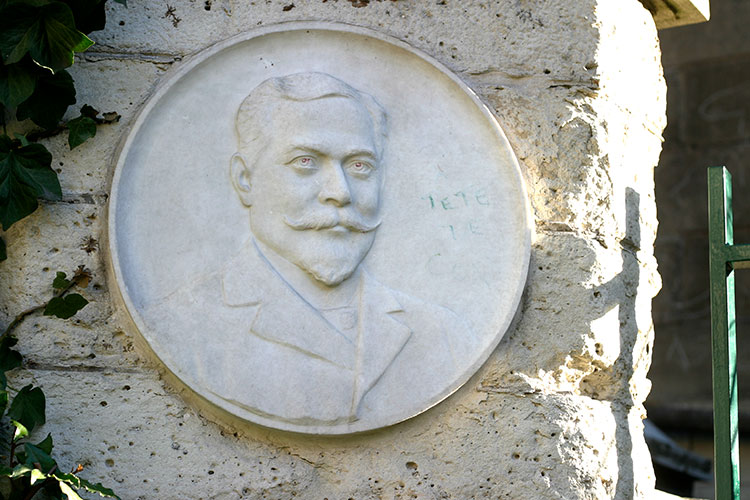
0, 340, 21, 390
0, 390, 8, 418
0, 475, 10, 500
8, 384, 46, 433
0, 135, 61, 230
80, 478, 121, 499
59, 481, 85, 500
16, 69, 76, 130
0, 60, 36, 109
52, 271, 71, 290
9, 463, 33, 478
55, 472, 120, 499
0, 235, 6, 261
43, 478, 66, 500
0, 2, 94, 72
44, 293, 88, 319
67, 114, 96, 149
0, 464, 13, 476
24, 441, 57, 473
11, 419, 29, 441
59, 0, 107, 35
30, 467, 46, 485
0, 336, 22, 370
36, 433, 53, 454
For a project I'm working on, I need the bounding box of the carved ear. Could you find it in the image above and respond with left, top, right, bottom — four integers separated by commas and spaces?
230, 153, 253, 207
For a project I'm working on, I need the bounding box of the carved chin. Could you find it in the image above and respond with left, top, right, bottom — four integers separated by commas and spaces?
306, 261, 358, 286
292, 238, 373, 287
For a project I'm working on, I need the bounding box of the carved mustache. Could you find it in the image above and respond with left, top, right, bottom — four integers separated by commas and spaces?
283, 212, 381, 233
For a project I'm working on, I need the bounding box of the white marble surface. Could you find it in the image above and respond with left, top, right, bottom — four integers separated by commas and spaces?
108, 22, 530, 434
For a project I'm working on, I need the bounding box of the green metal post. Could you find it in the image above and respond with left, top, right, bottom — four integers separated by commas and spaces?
708, 166, 742, 500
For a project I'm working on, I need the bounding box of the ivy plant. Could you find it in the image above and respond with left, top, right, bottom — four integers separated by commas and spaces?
0, 0, 124, 498
0, 0, 125, 261
0, 269, 119, 500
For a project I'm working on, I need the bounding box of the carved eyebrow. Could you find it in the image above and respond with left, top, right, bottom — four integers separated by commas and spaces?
284, 144, 378, 161
344, 149, 377, 161
285, 145, 325, 157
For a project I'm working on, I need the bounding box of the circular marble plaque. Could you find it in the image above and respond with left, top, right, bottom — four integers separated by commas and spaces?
108, 22, 530, 434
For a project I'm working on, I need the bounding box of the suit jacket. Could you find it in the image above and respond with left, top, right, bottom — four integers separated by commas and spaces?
147, 240, 479, 431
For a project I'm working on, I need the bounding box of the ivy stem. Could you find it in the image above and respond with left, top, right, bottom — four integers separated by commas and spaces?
23, 114, 117, 144
9, 437, 16, 467
0, 103, 7, 136
0, 278, 80, 341
24, 125, 66, 143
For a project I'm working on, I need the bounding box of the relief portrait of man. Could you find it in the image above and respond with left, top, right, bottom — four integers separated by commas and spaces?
152, 72, 480, 430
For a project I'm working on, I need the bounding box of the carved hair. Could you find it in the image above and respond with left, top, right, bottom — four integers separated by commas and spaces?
235, 72, 388, 160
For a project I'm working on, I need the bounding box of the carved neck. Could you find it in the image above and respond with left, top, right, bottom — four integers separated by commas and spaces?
253, 238, 361, 310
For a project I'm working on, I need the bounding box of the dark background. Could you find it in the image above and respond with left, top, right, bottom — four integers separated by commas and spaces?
646, 0, 750, 496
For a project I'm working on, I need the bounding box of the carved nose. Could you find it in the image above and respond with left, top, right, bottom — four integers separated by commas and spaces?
319, 164, 352, 206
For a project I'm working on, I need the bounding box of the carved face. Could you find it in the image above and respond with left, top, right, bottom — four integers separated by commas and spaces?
233, 97, 384, 286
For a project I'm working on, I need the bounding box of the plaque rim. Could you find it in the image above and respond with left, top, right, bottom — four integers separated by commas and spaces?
106, 20, 532, 435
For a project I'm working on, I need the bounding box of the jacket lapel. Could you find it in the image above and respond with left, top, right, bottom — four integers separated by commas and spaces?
352, 274, 412, 410
220, 240, 412, 418
221, 240, 356, 370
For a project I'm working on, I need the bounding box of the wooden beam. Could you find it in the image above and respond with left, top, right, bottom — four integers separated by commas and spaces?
640, 0, 710, 29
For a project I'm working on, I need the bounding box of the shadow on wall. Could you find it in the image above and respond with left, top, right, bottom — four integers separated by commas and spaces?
609, 187, 640, 499
618, 188, 641, 498
490, 187, 648, 498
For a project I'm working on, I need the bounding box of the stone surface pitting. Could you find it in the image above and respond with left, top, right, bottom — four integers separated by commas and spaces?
108, 24, 530, 434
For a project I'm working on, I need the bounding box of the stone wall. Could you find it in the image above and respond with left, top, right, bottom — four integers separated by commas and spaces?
0, 1, 665, 498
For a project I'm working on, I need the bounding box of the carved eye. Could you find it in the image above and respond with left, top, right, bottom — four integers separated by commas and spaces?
290, 156, 317, 171
346, 159, 374, 177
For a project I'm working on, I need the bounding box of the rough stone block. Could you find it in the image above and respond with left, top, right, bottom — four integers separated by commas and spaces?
94, 0, 600, 81
25, 367, 646, 500
1, 203, 104, 313
34, 58, 174, 196
482, 231, 655, 407
0, 204, 141, 369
